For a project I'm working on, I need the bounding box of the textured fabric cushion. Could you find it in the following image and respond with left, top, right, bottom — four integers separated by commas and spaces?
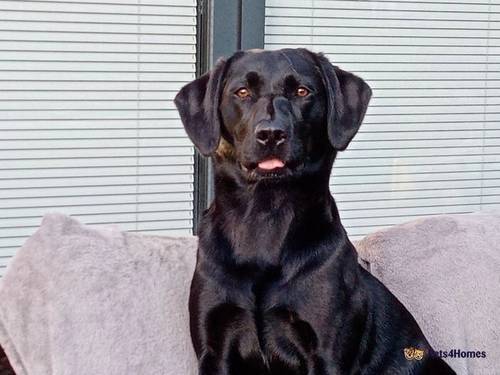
355, 211, 500, 375
0, 213, 198, 375
0, 211, 499, 374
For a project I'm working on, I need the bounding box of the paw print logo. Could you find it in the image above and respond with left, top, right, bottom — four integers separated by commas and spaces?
404, 347, 425, 361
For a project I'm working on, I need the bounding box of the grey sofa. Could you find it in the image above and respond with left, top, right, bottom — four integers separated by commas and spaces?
0, 212, 499, 375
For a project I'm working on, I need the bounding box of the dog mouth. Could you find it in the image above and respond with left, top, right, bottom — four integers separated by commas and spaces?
257, 158, 285, 171
240, 158, 304, 180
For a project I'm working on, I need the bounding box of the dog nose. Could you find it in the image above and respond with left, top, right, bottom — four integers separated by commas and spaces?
255, 123, 287, 146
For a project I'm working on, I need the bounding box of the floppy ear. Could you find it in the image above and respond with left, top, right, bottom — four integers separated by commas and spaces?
314, 53, 372, 151
174, 58, 227, 156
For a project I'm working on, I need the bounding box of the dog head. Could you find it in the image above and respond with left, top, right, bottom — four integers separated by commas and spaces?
174, 48, 371, 182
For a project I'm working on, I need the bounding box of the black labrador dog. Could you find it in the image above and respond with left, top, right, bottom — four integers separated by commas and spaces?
175, 48, 455, 375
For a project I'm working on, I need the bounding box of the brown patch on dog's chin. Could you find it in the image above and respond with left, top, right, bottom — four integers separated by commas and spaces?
215, 138, 237, 161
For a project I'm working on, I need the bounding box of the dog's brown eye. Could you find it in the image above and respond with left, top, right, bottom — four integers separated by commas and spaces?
236, 87, 250, 99
296, 87, 310, 97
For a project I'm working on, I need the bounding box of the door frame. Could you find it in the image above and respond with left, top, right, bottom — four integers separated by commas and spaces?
193, 0, 265, 232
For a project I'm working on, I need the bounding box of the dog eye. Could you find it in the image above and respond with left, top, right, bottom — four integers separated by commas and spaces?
235, 87, 250, 99
296, 87, 310, 97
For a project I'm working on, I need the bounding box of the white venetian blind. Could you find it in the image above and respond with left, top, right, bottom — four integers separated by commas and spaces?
0, 0, 197, 276
265, 0, 500, 239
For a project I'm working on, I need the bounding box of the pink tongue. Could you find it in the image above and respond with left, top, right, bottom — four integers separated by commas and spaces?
258, 158, 285, 170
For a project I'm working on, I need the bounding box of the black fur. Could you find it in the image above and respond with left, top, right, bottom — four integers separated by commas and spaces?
174, 48, 455, 375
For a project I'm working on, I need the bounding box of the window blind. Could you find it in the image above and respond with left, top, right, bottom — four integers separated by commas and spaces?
0, 0, 197, 276
265, 0, 500, 239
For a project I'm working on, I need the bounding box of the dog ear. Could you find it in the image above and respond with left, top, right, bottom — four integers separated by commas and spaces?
174, 58, 227, 156
314, 53, 372, 151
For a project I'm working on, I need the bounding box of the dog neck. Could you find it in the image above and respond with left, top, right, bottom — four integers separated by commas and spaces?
212, 156, 335, 213
203, 156, 350, 267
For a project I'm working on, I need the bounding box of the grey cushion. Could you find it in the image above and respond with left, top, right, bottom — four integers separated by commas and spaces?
356, 211, 500, 374
0, 213, 198, 375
